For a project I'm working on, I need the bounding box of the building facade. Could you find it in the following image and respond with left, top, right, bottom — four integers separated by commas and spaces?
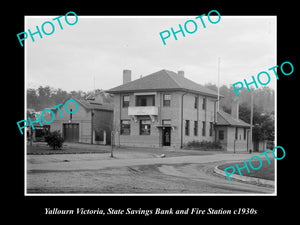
216, 112, 251, 152
42, 97, 113, 145
107, 69, 251, 151
107, 69, 222, 149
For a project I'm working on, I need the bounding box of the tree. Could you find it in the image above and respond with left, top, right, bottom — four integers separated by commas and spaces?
27, 88, 38, 110
52, 88, 70, 103
236, 101, 274, 143
252, 113, 274, 142
36, 86, 53, 110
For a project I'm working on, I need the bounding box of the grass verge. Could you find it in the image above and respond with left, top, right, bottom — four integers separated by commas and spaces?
218, 158, 275, 181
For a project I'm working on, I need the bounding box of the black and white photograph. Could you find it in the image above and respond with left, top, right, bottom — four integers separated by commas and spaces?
14, 4, 297, 220
24, 15, 276, 195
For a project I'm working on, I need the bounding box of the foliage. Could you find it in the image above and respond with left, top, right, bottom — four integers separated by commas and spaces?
27, 86, 113, 111
44, 131, 64, 150
184, 140, 222, 150
253, 114, 275, 142
238, 103, 274, 142
205, 84, 275, 142
204, 84, 275, 114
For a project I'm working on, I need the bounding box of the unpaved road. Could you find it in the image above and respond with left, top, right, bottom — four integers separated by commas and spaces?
26, 152, 275, 194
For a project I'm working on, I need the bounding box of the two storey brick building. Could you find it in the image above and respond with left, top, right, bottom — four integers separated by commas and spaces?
107, 69, 231, 149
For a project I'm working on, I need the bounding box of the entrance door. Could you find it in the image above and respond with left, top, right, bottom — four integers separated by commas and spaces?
63, 123, 79, 142
162, 127, 171, 146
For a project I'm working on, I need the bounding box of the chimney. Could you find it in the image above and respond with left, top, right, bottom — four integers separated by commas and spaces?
231, 98, 239, 120
178, 70, 184, 77
123, 69, 131, 84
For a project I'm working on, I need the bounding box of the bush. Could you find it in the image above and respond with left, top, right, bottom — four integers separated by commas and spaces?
44, 131, 64, 150
184, 140, 222, 150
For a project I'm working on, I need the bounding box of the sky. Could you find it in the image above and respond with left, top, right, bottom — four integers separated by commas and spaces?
25, 15, 276, 92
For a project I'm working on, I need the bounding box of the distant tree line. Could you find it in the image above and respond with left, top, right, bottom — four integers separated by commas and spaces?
204, 84, 275, 143
27, 86, 113, 112
204, 83, 275, 114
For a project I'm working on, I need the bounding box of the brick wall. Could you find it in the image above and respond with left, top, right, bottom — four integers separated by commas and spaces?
43, 100, 112, 144
112, 91, 217, 148
217, 126, 249, 152
181, 92, 216, 145
48, 101, 92, 143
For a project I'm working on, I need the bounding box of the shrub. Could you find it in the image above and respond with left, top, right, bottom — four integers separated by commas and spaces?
44, 130, 64, 150
184, 140, 222, 150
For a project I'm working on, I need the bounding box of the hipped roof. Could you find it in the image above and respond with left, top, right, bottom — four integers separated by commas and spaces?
217, 110, 250, 127
107, 69, 220, 98
51, 97, 113, 112
76, 98, 113, 111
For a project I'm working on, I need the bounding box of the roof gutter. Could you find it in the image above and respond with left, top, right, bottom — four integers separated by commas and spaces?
106, 88, 222, 99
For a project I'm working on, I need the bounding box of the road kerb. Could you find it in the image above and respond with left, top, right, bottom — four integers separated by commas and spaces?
214, 165, 274, 187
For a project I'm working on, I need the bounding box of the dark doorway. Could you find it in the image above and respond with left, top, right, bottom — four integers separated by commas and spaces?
162, 127, 171, 146
63, 123, 79, 142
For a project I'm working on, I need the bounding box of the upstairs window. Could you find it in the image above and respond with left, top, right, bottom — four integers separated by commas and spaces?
136, 95, 155, 106
194, 96, 198, 109
123, 95, 130, 108
202, 97, 207, 110
163, 94, 171, 107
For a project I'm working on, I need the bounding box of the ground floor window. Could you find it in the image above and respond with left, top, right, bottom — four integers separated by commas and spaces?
120, 120, 131, 135
194, 121, 198, 136
209, 122, 213, 136
185, 120, 190, 136
140, 119, 151, 135
202, 121, 206, 136
35, 125, 50, 138
219, 130, 224, 140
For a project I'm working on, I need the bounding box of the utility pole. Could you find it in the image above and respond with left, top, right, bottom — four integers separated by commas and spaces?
93, 76, 96, 94
249, 92, 254, 153
110, 131, 114, 158
217, 57, 221, 112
